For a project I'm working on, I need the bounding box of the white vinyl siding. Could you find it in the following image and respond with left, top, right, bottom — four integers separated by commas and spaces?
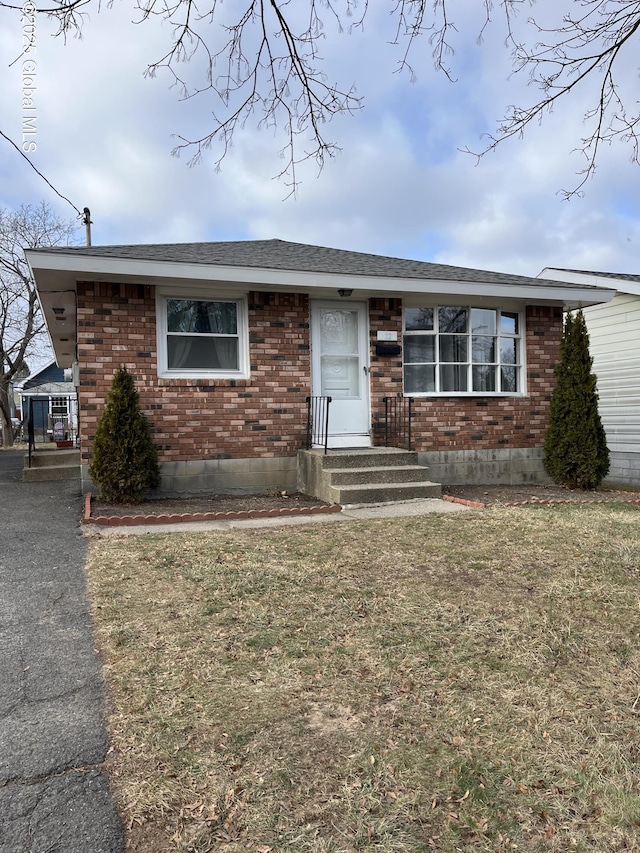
583, 294, 640, 456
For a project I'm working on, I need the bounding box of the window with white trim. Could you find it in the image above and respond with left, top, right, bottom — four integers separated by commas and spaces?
50, 396, 69, 416
403, 306, 522, 395
157, 295, 248, 378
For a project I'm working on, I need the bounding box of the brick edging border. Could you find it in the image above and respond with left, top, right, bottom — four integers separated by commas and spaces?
441, 494, 486, 509
82, 492, 342, 527
442, 493, 640, 509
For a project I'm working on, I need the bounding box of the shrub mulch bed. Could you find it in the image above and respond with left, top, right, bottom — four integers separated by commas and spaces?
84, 491, 341, 527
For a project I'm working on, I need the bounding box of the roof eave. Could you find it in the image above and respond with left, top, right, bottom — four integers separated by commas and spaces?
540, 267, 640, 297
27, 251, 617, 368
28, 249, 617, 301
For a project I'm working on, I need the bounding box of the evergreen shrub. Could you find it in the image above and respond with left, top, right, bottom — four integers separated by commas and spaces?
543, 308, 609, 489
89, 366, 161, 503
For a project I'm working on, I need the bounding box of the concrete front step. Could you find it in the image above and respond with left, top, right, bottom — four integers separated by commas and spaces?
26, 449, 80, 468
22, 449, 81, 482
297, 447, 442, 505
328, 465, 433, 486
333, 480, 442, 505
313, 448, 420, 469
23, 464, 80, 482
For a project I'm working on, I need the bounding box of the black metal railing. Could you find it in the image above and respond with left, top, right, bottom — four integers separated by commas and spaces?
383, 395, 414, 450
306, 395, 332, 453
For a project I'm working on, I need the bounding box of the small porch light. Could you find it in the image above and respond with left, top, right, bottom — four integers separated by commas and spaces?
337, 289, 353, 297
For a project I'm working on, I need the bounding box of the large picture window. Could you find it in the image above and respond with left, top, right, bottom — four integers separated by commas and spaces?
157, 295, 248, 378
403, 306, 522, 395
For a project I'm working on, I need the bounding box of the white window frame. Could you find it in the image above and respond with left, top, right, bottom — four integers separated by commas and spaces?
50, 395, 69, 416
403, 304, 526, 397
156, 288, 250, 379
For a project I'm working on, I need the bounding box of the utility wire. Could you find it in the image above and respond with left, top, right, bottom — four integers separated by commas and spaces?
1, 130, 83, 218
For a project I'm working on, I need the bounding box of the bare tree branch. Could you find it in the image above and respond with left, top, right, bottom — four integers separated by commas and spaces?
3, 0, 640, 194
462, 1, 640, 197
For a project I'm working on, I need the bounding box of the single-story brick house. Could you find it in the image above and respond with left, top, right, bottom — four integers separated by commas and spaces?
26, 240, 615, 496
540, 267, 637, 487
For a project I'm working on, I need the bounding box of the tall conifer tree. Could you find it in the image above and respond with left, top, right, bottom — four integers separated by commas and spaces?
89, 366, 160, 503
543, 308, 609, 489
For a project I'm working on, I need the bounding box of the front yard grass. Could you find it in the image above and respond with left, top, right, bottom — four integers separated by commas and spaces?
86, 504, 640, 852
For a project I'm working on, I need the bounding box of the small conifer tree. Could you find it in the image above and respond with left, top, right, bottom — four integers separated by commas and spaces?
543, 308, 609, 489
89, 366, 161, 503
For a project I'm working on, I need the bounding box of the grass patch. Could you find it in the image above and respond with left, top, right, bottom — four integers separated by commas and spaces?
86, 504, 640, 852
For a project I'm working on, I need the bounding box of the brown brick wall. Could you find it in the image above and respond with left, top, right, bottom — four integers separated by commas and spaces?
77, 284, 561, 464
76, 283, 311, 464
368, 300, 562, 450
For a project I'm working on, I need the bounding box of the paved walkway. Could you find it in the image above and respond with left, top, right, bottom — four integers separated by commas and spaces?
87, 494, 470, 537
0, 450, 124, 853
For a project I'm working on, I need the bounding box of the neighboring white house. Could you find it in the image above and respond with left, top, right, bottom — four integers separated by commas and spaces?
540, 268, 640, 487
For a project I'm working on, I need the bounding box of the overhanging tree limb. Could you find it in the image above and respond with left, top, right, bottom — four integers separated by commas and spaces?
2, 0, 640, 193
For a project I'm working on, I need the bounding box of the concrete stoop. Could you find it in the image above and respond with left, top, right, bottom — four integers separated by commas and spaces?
297, 447, 441, 505
22, 449, 81, 482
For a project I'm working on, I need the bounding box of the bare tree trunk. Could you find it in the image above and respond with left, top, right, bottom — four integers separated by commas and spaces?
0, 381, 13, 448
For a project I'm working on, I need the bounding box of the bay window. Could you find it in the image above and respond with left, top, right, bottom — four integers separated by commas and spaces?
403, 306, 522, 395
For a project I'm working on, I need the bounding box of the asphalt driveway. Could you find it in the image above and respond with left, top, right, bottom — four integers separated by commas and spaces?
0, 450, 123, 853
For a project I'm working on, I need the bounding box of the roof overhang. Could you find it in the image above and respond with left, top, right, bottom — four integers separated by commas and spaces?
540, 267, 640, 297
27, 249, 618, 369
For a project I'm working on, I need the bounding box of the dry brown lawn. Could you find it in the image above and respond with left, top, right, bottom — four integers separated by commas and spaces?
86, 504, 640, 852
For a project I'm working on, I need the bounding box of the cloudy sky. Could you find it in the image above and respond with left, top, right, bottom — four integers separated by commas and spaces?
1, 0, 639, 278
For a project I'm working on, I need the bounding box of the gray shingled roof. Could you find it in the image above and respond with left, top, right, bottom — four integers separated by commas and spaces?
33, 239, 602, 291
550, 268, 640, 284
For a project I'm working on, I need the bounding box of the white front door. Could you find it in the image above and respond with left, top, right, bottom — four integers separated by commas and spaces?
311, 301, 371, 448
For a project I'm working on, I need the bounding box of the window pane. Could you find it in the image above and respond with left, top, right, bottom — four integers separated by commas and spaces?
472, 336, 496, 363
405, 364, 435, 393
320, 309, 358, 354
167, 299, 237, 335
501, 366, 518, 392
473, 365, 496, 392
500, 337, 518, 365
168, 335, 239, 370
471, 308, 497, 335
501, 312, 518, 335
438, 307, 468, 333
440, 364, 468, 392
402, 305, 521, 395
440, 335, 468, 362
403, 336, 435, 363
405, 307, 434, 331
51, 396, 68, 415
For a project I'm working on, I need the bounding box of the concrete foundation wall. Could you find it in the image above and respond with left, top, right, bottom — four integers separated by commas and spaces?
82, 455, 298, 497
417, 447, 551, 486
